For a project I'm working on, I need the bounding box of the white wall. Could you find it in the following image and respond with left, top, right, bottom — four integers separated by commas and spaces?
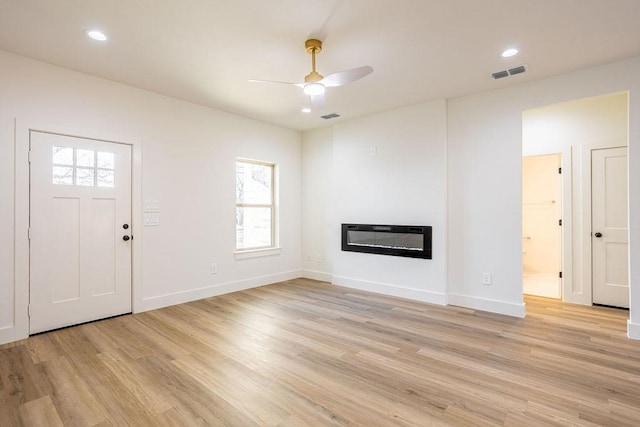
301, 127, 333, 281
302, 100, 449, 304
3, 49, 640, 343
447, 56, 640, 327
0, 50, 302, 344
301, 56, 640, 337
522, 93, 629, 304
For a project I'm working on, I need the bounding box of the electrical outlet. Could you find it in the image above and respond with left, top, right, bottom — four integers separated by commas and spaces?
306, 255, 312, 262
211, 263, 217, 274
482, 273, 492, 285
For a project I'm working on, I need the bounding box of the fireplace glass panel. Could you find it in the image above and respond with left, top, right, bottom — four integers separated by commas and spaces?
341, 224, 432, 259
347, 231, 423, 251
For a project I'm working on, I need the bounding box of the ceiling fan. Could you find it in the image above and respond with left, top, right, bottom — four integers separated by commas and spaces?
249, 39, 373, 109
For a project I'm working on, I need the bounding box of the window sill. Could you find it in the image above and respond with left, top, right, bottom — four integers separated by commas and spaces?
234, 247, 282, 260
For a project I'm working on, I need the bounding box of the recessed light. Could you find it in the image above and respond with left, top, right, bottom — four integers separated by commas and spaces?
501, 48, 519, 58
85, 29, 108, 41
301, 108, 311, 113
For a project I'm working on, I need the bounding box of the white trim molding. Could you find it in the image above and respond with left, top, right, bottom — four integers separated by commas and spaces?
333, 275, 447, 306
301, 269, 333, 283
234, 247, 282, 260
141, 269, 302, 312
448, 293, 526, 318
628, 320, 640, 340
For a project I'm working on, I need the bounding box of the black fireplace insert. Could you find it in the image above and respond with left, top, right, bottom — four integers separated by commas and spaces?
341, 224, 432, 259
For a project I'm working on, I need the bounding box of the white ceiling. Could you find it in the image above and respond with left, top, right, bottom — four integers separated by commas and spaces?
1, 0, 640, 131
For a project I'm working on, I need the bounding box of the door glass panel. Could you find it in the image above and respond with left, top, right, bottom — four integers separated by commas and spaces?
53, 146, 73, 165
97, 170, 115, 187
97, 152, 115, 169
76, 149, 95, 167
76, 168, 95, 186
52, 148, 115, 187
53, 166, 74, 185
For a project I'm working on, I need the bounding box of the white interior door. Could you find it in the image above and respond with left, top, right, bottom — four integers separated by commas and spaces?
29, 131, 132, 334
591, 147, 628, 308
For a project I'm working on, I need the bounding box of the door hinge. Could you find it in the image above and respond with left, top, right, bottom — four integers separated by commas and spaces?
559, 219, 562, 226
559, 271, 563, 279
28, 228, 31, 240
28, 151, 32, 163
28, 304, 31, 316
558, 167, 562, 174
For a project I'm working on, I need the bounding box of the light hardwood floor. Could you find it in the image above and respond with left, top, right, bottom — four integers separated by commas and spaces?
2, 278, 640, 426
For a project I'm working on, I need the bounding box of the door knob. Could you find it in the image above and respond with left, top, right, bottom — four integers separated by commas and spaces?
123, 224, 129, 229
123, 235, 131, 241
594, 232, 603, 238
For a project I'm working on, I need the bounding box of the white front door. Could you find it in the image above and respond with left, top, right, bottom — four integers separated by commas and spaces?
591, 147, 629, 308
29, 131, 132, 334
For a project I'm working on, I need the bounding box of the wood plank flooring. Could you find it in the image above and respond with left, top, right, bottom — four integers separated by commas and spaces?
2, 278, 640, 426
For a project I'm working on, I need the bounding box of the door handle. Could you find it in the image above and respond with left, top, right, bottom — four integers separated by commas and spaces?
123, 235, 131, 241
594, 232, 603, 238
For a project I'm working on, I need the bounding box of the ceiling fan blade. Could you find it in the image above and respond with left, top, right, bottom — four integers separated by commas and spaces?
248, 79, 305, 88
320, 65, 373, 87
310, 93, 326, 110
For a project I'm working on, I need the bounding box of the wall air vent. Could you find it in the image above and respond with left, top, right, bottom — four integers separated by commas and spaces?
321, 113, 340, 120
491, 64, 527, 80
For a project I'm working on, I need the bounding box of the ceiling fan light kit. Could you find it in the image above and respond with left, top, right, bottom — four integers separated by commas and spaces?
249, 38, 373, 111
303, 83, 325, 96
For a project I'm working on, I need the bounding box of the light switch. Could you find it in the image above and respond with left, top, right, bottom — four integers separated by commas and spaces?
144, 212, 160, 226
144, 200, 160, 212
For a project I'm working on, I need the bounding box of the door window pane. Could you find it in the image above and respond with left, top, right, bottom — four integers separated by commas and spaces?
53, 146, 73, 165
76, 149, 95, 167
53, 166, 73, 185
97, 152, 115, 169
97, 170, 115, 187
76, 168, 95, 186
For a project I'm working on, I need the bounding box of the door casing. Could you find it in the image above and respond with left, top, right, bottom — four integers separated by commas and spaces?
11, 119, 142, 342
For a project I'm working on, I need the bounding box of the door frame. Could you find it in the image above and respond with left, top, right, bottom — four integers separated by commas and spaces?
13, 118, 143, 341
522, 145, 573, 303
584, 144, 629, 306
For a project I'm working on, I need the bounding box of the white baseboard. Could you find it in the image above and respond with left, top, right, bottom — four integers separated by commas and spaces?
141, 269, 303, 312
301, 269, 332, 283
448, 293, 526, 318
332, 275, 447, 306
0, 325, 26, 346
628, 320, 640, 340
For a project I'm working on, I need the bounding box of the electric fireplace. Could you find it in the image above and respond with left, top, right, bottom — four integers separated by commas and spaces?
341, 224, 432, 259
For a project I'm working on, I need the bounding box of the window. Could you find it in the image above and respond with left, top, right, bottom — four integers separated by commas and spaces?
52, 146, 115, 187
236, 159, 275, 250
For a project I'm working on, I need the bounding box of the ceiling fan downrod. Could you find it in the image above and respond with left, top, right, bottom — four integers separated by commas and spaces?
304, 39, 324, 84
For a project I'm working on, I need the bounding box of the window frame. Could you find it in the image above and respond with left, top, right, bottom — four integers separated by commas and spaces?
235, 158, 277, 252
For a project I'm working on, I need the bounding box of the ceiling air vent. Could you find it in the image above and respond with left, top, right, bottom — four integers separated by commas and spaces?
491, 70, 509, 80
491, 64, 527, 80
508, 65, 527, 75
321, 113, 340, 120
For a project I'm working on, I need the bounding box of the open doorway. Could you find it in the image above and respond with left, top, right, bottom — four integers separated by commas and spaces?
522, 91, 629, 307
522, 153, 562, 299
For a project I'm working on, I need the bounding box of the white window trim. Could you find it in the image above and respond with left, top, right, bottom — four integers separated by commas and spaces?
234, 247, 282, 260
235, 158, 278, 252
